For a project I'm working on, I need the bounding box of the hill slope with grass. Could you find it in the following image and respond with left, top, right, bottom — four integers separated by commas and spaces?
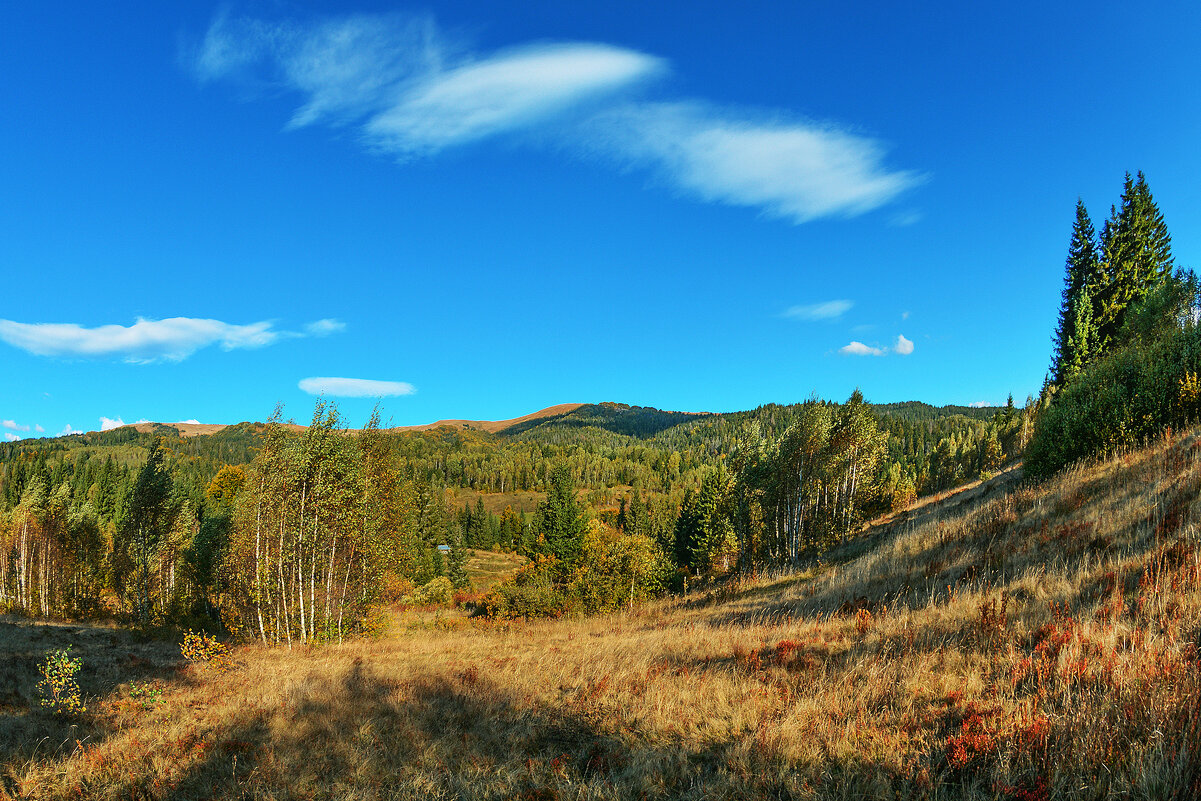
4, 424, 1199, 799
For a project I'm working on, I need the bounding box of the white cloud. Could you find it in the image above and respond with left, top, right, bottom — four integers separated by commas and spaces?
58, 424, 80, 436
173, 419, 202, 425
2, 419, 30, 432
196, 13, 919, 224
592, 103, 921, 223
34, 424, 44, 433
299, 376, 416, 398
305, 318, 346, 336
969, 401, 995, 408
839, 341, 885, 357
783, 300, 852, 321
199, 14, 663, 157
365, 45, 665, 157
0, 316, 346, 363
99, 416, 125, 431
894, 334, 914, 355
4, 433, 18, 442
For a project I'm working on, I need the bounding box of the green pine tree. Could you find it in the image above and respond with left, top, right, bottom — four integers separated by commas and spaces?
446, 530, 470, 590
1094, 172, 1174, 349
1051, 199, 1099, 386
534, 464, 586, 564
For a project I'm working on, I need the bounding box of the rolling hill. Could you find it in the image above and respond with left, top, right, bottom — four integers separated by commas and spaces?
4, 423, 1198, 799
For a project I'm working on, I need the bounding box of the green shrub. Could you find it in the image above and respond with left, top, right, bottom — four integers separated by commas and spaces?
483, 556, 569, 619
406, 576, 454, 606
37, 646, 86, 715
1028, 322, 1201, 477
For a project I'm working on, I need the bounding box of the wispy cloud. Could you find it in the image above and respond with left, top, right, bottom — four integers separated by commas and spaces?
839, 341, 886, 357
0, 316, 345, 363
888, 209, 923, 227
299, 377, 416, 398
2, 420, 30, 432
198, 14, 663, 157
365, 45, 665, 157
894, 334, 914, 355
304, 318, 346, 336
783, 300, 853, 321
195, 13, 919, 223
591, 103, 921, 222
58, 424, 80, 436
969, 401, 995, 408
4, 433, 18, 442
34, 424, 44, 433
99, 417, 125, 431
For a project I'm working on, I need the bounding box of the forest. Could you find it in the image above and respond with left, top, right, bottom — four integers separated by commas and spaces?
0, 389, 1024, 633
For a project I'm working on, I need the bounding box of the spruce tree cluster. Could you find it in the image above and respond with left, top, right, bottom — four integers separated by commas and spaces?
1050, 172, 1174, 388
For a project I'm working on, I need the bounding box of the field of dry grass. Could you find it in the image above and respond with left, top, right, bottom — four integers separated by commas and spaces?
463, 550, 527, 593
3, 427, 1201, 800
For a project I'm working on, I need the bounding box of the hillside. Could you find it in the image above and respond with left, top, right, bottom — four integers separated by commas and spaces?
388, 402, 587, 434
4, 425, 1198, 799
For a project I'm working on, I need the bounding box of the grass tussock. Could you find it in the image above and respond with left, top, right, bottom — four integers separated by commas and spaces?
4, 428, 1201, 799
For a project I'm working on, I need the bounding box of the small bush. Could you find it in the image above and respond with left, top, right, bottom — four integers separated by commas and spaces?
405, 576, 454, 606
37, 646, 86, 715
483, 556, 568, 619
379, 571, 414, 604
181, 630, 232, 672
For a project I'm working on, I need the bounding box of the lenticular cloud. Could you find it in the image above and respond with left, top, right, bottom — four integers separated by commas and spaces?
195, 12, 920, 224
0, 316, 346, 363
298, 377, 416, 398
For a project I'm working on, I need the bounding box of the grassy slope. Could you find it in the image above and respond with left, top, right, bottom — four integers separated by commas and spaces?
4, 428, 1201, 800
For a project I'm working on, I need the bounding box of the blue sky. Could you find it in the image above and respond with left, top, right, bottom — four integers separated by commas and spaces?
3, 1, 1201, 437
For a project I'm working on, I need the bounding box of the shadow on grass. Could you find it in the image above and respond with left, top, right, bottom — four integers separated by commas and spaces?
163, 658, 820, 800
0, 616, 185, 773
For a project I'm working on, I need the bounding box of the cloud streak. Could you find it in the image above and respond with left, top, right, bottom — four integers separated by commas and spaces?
0, 316, 346, 363
195, 13, 919, 223
365, 44, 666, 157
783, 300, 853, 321
592, 103, 921, 222
299, 377, 416, 398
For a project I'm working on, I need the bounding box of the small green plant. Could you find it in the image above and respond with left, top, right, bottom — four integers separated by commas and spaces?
180, 630, 232, 672
128, 682, 163, 709
36, 646, 86, 715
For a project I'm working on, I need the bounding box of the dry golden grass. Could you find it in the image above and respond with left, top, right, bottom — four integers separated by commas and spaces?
464, 549, 527, 593
4, 428, 1201, 799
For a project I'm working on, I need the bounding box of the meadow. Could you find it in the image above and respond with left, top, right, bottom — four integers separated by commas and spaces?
3, 426, 1199, 800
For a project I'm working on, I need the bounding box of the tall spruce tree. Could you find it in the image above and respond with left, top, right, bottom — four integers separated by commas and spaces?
535, 464, 586, 564
1051, 199, 1099, 387
1094, 172, 1174, 349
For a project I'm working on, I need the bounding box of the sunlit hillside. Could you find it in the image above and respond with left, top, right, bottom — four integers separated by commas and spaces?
4, 425, 1199, 800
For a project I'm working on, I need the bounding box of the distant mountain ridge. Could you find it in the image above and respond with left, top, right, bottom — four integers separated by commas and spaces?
99, 399, 999, 440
